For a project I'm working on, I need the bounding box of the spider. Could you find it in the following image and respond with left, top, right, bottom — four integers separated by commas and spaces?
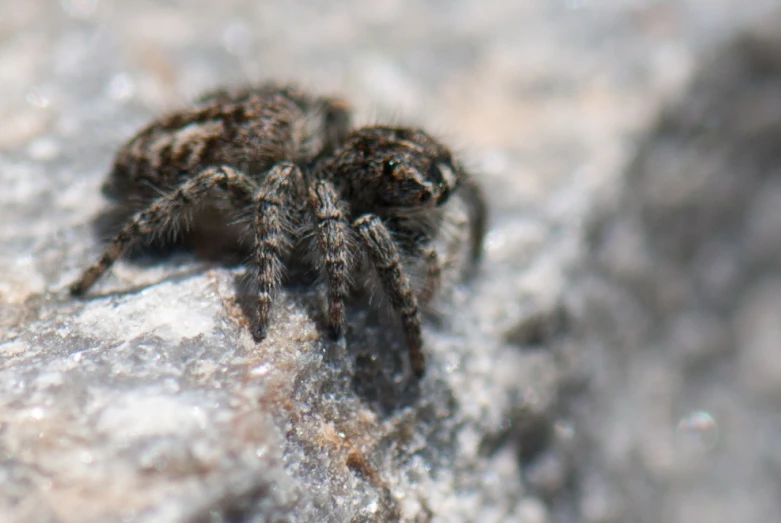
71, 84, 486, 378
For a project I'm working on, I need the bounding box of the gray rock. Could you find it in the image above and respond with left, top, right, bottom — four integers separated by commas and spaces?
576, 19, 781, 522
1, 1, 780, 522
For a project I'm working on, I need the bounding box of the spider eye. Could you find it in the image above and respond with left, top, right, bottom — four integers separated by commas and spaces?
383, 159, 397, 177
427, 162, 445, 188
429, 162, 457, 204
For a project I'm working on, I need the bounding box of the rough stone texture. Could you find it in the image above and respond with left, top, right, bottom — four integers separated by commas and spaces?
1, 1, 780, 522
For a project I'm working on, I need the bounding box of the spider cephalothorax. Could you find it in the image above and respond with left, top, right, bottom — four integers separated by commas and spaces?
71, 85, 486, 378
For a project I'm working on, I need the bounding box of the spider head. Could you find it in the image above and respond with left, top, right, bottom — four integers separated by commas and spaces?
379, 154, 457, 207
333, 126, 461, 211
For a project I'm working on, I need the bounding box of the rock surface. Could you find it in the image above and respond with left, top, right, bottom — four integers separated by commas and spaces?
577, 20, 781, 522
1, 1, 780, 522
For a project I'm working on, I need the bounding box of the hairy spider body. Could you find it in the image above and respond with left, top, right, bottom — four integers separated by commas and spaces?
72, 85, 486, 378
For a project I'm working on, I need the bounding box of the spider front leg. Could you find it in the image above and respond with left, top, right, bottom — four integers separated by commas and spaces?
252, 162, 302, 338
309, 180, 352, 339
461, 174, 487, 264
417, 245, 441, 304
70, 166, 256, 295
354, 214, 425, 378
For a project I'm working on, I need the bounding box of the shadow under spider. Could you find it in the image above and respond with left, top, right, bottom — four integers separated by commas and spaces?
231, 270, 423, 413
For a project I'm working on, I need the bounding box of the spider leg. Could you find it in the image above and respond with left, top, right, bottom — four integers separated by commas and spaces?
309, 180, 352, 339
70, 166, 255, 295
417, 245, 441, 304
252, 162, 301, 338
354, 214, 425, 378
461, 174, 487, 264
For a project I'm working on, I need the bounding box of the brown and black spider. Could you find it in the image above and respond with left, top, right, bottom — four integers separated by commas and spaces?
71, 84, 486, 378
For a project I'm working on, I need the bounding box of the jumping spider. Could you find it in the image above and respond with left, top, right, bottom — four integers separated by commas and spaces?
71, 84, 486, 378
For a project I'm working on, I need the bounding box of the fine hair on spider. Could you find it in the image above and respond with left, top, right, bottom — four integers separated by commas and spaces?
71, 84, 487, 378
